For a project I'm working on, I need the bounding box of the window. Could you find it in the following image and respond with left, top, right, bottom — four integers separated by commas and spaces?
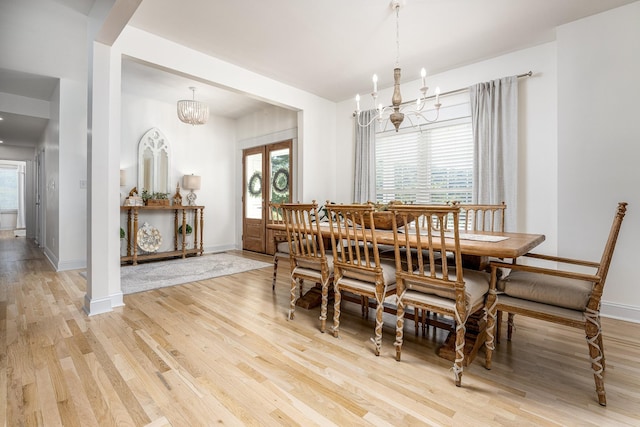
0, 166, 19, 210
375, 116, 473, 205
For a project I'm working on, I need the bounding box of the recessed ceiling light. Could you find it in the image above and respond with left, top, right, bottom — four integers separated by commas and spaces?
0, 140, 3, 143
0, 117, 4, 120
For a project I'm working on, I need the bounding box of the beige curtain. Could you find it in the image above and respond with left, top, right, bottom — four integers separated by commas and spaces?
470, 76, 518, 230
353, 110, 376, 203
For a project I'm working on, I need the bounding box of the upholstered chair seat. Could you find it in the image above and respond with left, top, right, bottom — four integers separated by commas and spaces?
499, 270, 593, 311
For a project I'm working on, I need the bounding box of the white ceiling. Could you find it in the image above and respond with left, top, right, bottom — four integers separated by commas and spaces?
121, 58, 270, 119
1, 0, 637, 148
128, 0, 637, 102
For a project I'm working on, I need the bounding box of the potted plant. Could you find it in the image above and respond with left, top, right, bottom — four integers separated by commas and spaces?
178, 224, 192, 235
142, 189, 171, 206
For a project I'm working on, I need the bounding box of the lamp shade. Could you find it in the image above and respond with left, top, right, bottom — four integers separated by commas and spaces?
183, 174, 201, 191
120, 169, 126, 186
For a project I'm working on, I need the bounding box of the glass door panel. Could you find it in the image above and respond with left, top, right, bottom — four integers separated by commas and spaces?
245, 152, 263, 220
269, 147, 290, 206
243, 148, 265, 252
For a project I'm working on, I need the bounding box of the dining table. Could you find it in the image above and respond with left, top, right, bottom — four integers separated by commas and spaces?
267, 221, 546, 362
271, 222, 545, 269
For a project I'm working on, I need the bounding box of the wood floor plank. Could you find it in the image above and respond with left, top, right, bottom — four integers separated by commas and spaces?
1, 232, 639, 425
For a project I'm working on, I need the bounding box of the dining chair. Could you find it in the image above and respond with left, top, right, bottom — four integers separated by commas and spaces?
325, 203, 397, 356
456, 202, 513, 340
484, 202, 628, 406
281, 201, 333, 332
390, 204, 491, 386
414, 202, 508, 337
455, 201, 506, 233
268, 203, 290, 291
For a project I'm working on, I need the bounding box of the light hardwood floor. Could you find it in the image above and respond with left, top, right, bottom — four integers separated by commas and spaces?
1, 231, 639, 426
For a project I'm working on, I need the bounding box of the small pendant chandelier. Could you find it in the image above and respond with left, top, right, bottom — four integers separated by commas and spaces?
355, 0, 441, 132
177, 87, 209, 125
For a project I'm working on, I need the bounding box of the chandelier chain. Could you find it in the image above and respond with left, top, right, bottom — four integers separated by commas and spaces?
395, 3, 400, 67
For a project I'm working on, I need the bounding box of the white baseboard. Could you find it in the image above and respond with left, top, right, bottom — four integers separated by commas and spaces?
601, 301, 640, 324
57, 259, 87, 271
43, 247, 87, 272
83, 292, 124, 316
43, 247, 59, 270
204, 244, 237, 254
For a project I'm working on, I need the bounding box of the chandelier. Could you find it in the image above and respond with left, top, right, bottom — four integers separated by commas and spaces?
177, 87, 209, 125
355, 0, 441, 132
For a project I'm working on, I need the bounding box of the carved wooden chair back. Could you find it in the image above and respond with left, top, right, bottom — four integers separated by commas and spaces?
281, 201, 333, 332
390, 204, 490, 386
324, 202, 397, 356
455, 202, 506, 232
453, 202, 507, 334
268, 203, 289, 291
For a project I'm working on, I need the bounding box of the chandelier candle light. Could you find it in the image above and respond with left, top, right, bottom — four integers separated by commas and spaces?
356, 0, 441, 132
177, 87, 209, 125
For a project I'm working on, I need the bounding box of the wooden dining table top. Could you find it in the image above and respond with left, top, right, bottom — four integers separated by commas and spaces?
268, 222, 546, 260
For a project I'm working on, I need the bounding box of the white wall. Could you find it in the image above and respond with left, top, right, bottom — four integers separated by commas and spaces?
557, 2, 640, 321
58, 77, 89, 269
0, 0, 91, 271
0, 146, 36, 162
43, 83, 61, 266
235, 105, 298, 143
120, 92, 239, 252
335, 4, 640, 322
4, 0, 637, 321
0, 88, 49, 241
336, 42, 559, 250
119, 26, 337, 191
113, 26, 337, 251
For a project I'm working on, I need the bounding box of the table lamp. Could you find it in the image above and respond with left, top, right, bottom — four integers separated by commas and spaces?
183, 174, 201, 206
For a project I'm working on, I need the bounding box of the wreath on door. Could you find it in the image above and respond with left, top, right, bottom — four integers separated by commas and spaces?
248, 171, 262, 197
272, 168, 289, 194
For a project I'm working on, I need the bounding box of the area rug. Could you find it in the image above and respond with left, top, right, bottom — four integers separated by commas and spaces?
120, 252, 271, 294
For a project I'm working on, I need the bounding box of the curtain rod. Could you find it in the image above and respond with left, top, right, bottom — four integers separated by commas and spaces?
353, 71, 533, 114
428, 70, 533, 101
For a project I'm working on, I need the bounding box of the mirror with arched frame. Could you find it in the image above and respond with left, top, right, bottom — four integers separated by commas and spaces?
138, 128, 170, 195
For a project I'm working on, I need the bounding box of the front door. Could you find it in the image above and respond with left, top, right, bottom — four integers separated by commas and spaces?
242, 140, 292, 253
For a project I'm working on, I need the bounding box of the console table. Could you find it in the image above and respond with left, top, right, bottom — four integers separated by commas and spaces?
121, 205, 204, 265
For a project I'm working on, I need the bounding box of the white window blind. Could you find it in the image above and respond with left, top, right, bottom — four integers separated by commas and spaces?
0, 166, 18, 210
375, 117, 473, 205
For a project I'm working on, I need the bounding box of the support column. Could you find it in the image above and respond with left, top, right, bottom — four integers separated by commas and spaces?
84, 41, 123, 315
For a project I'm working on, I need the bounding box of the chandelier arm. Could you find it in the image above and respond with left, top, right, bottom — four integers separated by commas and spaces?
356, 112, 380, 128
403, 114, 417, 128
406, 109, 441, 124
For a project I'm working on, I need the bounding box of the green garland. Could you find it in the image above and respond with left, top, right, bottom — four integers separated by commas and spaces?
248, 171, 262, 197
272, 168, 289, 194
